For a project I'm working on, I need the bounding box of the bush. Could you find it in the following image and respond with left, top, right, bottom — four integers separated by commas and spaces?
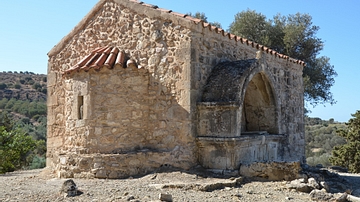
14, 83, 21, 89
32, 83, 41, 90
307, 153, 332, 167
0, 126, 36, 173
29, 156, 46, 169
0, 98, 7, 109
28, 80, 35, 85
330, 110, 360, 173
0, 83, 7, 90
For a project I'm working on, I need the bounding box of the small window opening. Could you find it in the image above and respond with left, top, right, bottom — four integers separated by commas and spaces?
78, 96, 84, 120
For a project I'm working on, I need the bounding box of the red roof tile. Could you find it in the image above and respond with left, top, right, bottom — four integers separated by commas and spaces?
64, 46, 137, 75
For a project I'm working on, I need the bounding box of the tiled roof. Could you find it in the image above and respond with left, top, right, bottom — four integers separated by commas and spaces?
64, 46, 138, 75
128, 0, 305, 66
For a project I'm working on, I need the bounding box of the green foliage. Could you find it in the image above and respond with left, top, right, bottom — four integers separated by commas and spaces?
0, 98, 46, 119
24, 77, 32, 82
307, 153, 332, 167
0, 111, 47, 173
0, 83, 7, 89
14, 83, 21, 89
229, 11, 337, 106
305, 116, 346, 167
0, 126, 37, 173
32, 82, 42, 90
28, 80, 35, 85
330, 110, 360, 173
229, 9, 270, 45
0, 98, 7, 109
29, 156, 46, 169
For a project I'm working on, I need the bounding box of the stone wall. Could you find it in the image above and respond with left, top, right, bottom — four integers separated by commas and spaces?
47, 0, 198, 177
47, 0, 305, 178
189, 29, 305, 162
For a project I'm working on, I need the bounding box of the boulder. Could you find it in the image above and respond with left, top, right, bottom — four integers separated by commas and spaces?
309, 189, 333, 201
60, 179, 78, 197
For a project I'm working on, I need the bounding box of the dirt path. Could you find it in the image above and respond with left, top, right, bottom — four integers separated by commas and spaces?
2, 168, 360, 201
0, 168, 316, 202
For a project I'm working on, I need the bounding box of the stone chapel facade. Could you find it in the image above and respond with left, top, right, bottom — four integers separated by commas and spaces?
47, 0, 305, 178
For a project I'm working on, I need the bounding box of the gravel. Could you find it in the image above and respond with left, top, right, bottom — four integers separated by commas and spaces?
2, 168, 356, 202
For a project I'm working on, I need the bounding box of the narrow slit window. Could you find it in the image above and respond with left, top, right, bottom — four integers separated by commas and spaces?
78, 96, 84, 120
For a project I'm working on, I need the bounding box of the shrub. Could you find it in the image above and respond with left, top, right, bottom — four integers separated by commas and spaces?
307, 153, 332, 167
330, 110, 360, 173
29, 156, 46, 169
32, 83, 41, 90
0, 83, 7, 90
14, 83, 21, 89
0, 126, 36, 173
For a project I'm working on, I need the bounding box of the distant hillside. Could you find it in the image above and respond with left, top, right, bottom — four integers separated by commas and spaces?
305, 116, 347, 167
0, 71, 47, 171
0, 71, 47, 101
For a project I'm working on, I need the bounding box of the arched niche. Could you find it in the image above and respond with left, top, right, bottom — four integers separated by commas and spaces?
241, 72, 278, 134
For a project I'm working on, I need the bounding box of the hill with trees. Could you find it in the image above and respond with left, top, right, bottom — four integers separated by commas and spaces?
0, 71, 47, 101
0, 71, 47, 173
305, 116, 346, 167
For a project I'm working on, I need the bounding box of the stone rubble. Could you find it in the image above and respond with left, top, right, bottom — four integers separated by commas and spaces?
2, 167, 360, 201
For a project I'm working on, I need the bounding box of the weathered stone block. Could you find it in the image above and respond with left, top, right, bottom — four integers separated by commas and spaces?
239, 161, 301, 181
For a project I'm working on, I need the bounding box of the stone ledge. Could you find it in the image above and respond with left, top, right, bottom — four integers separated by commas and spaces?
54, 151, 194, 179
197, 101, 240, 108
239, 161, 301, 181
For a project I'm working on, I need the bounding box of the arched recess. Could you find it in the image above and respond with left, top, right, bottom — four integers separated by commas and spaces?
240, 71, 279, 134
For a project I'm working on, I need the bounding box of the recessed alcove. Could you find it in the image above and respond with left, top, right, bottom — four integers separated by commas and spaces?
197, 59, 284, 170
242, 72, 278, 134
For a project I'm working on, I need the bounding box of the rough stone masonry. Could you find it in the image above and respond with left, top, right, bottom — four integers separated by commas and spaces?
47, 0, 305, 179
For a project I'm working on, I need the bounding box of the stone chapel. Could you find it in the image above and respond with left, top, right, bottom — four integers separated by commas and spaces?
47, 0, 305, 178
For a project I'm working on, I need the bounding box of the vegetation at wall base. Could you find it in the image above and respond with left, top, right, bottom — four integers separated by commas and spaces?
0, 111, 46, 173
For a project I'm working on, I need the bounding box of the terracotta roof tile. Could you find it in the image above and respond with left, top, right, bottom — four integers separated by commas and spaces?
157, 8, 172, 13
64, 46, 137, 75
185, 15, 202, 24
171, 11, 187, 18
142, 3, 158, 9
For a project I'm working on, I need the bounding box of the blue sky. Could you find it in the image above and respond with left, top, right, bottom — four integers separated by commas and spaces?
0, 0, 359, 122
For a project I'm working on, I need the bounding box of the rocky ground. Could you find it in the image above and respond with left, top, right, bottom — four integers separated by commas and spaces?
1, 167, 359, 202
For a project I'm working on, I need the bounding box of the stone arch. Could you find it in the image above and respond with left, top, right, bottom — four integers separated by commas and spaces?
240, 71, 279, 134
199, 57, 280, 136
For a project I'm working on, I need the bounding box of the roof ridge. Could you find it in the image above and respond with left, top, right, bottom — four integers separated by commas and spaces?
129, 0, 305, 66
49, 0, 305, 66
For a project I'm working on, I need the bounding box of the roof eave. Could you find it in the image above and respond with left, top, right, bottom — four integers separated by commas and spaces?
47, 0, 108, 57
